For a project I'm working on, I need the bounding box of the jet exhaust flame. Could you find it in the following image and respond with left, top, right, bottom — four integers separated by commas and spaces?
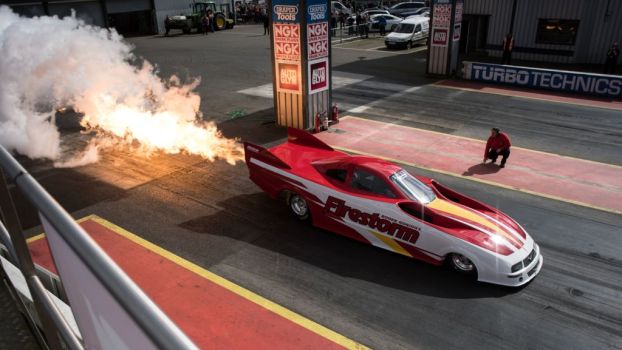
0, 6, 243, 166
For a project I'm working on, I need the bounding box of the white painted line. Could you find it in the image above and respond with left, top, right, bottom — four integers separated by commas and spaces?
237, 72, 373, 98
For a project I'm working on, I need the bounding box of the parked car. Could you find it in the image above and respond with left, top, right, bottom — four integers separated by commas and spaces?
385, 16, 429, 49
331, 1, 352, 16
401, 7, 430, 18
368, 14, 403, 32
244, 128, 543, 287
388, 2, 426, 17
361, 9, 390, 18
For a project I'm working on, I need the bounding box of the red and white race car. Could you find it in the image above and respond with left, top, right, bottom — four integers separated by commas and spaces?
244, 128, 543, 286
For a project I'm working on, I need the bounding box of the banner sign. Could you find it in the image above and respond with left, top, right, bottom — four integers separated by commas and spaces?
273, 0, 299, 22
277, 61, 302, 93
306, 0, 328, 23
464, 62, 622, 98
307, 22, 329, 60
432, 3, 451, 29
309, 58, 329, 93
432, 28, 448, 46
274, 24, 301, 61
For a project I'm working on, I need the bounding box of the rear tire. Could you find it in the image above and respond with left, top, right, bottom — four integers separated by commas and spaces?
214, 13, 227, 30
289, 194, 310, 221
182, 27, 191, 34
448, 253, 477, 275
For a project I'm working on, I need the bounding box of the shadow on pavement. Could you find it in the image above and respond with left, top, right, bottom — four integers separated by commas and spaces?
462, 162, 502, 176
179, 192, 517, 299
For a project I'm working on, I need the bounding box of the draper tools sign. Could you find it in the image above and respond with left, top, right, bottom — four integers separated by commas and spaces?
465, 62, 622, 98
309, 58, 329, 93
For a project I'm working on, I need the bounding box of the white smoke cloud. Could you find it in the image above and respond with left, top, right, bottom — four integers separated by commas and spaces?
0, 6, 242, 166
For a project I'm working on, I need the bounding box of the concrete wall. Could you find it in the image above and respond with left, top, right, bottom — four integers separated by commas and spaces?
464, 0, 622, 64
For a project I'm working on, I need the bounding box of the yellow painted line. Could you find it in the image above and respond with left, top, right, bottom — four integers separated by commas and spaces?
66, 214, 368, 350
368, 231, 412, 257
26, 233, 46, 244
26, 216, 93, 243
432, 80, 622, 112
338, 115, 622, 170
330, 145, 622, 216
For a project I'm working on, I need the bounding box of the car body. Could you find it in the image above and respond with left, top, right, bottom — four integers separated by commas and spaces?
244, 128, 543, 287
388, 1, 426, 17
331, 1, 352, 16
401, 7, 430, 18
368, 14, 403, 32
361, 9, 390, 18
385, 16, 429, 49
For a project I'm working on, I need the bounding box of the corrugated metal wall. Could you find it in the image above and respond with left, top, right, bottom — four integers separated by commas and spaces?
464, 0, 622, 64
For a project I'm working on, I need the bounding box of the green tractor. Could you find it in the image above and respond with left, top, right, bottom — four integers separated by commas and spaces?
168, 1, 235, 34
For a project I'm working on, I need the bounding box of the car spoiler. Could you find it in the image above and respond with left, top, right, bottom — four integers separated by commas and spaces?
244, 128, 334, 169
286, 127, 334, 151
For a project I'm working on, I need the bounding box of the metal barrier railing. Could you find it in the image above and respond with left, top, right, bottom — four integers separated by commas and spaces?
0, 145, 199, 350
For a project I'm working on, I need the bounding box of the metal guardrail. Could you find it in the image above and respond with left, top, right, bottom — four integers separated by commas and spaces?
0, 145, 199, 350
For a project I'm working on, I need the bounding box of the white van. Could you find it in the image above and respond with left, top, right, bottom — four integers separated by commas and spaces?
384, 16, 429, 49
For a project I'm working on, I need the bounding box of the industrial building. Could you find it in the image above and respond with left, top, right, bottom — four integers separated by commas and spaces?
461, 0, 622, 64
1, 0, 234, 36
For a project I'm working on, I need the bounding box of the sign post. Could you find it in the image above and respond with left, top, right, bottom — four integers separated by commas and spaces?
426, 0, 462, 77
270, 0, 331, 129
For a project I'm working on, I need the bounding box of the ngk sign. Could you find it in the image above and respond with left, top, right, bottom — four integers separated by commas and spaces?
274, 23, 301, 61
309, 59, 328, 93
307, 22, 328, 60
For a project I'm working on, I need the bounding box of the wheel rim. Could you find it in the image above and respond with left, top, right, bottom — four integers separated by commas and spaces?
290, 195, 308, 216
451, 254, 475, 272
217, 18, 225, 27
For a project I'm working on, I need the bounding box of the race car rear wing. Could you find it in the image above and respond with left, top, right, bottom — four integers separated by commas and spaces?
243, 128, 334, 169
286, 127, 334, 151
244, 142, 291, 169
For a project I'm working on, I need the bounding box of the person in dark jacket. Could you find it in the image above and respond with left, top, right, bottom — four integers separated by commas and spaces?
501, 33, 514, 65
604, 42, 619, 74
263, 13, 270, 35
483, 128, 512, 168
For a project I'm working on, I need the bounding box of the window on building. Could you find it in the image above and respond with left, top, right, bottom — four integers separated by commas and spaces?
536, 19, 579, 45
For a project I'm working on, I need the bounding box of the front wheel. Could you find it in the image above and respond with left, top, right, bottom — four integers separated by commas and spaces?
289, 194, 310, 221
448, 253, 477, 274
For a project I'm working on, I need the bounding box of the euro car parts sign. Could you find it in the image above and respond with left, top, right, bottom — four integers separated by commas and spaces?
307, 22, 328, 60
308, 58, 328, 93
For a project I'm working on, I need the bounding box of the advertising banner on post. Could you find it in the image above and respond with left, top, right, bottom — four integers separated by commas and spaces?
273, 0, 302, 94
309, 58, 329, 93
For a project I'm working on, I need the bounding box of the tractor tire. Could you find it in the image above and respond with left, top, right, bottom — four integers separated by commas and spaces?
182, 27, 191, 34
214, 13, 227, 31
